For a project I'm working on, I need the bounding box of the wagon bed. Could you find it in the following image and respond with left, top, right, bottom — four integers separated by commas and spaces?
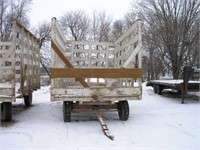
50, 17, 142, 122
146, 80, 200, 92
0, 21, 40, 121
146, 67, 200, 104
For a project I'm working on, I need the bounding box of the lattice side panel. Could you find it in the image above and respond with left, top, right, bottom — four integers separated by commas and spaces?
0, 42, 16, 100
0, 42, 15, 83
69, 41, 115, 86
112, 20, 142, 88
13, 21, 40, 95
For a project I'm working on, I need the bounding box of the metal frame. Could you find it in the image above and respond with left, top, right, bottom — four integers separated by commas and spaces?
146, 66, 200, 104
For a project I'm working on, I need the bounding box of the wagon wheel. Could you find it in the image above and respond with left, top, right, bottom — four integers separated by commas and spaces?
63, 101, 72, 122
154, 84, 157, 93
24, 92, 32, 106
157, 84, 163, 95
1, 102, 12, 122
117, 101, 129, 121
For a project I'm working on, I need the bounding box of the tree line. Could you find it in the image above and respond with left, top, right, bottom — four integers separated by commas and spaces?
0, 0, 199, 80
137, 0, 199, 80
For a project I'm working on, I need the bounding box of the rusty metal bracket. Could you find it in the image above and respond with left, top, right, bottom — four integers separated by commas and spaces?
95, 109, 114, 140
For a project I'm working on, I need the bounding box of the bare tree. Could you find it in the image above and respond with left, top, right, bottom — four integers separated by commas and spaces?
34, 21, 51, 76
124, 11, 137, 29
111, 19, 125, 42
90, 10, 100, 41
98, 11, 112, 42
134, 0, 200, 79
0, 0, 32, 41
59, 10, 90, 41
59, 10, 113, 43
87, 11, 113, 66
89, 11, 113, 42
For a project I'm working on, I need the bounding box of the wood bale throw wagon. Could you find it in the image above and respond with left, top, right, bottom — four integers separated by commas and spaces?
50, 17, 142, 124
0, 21, 40, 121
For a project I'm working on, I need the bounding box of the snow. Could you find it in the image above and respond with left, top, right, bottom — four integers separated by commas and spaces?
149, 79, 200, 85
1, 84, 200, 150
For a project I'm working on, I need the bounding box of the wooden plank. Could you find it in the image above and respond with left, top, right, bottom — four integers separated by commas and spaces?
122, 43, 141, 68
14, 21, 39, 41
51, 87, 141, 97
106, 43, 141, 87
51, 87, 142, 102
51, 17, 67, 44
115, 35, 138, 54
51, 96, 141, 102
115, 19, 141, 44
51, 40, 89, 87
73, 40, 114, 47
0, 88, 13, 96
95, 109, 114, 140
51, 68, 142, 78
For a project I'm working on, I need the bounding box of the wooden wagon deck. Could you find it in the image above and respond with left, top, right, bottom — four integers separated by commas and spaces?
50, 17, 142, 122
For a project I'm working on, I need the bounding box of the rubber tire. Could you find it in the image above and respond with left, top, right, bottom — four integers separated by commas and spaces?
1, 102, 12, 122
63, 101, 72, 122
117, 101, 129, 121
154, 84, 157, 93
24, 93, 32, 107
157, 85, 162, 95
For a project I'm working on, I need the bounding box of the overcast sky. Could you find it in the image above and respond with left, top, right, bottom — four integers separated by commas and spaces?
30, 0, 133, 27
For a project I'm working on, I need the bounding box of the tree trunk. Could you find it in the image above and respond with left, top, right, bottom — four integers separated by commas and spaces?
40, 59, 51, 77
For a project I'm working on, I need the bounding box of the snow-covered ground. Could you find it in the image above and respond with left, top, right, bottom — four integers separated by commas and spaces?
0, 84, 199, 150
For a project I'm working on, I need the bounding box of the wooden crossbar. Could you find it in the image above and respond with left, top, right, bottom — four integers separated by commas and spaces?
51, 68, 142, 79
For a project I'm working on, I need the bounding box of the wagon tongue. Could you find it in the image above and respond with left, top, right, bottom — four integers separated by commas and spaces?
95, 109, 114, 140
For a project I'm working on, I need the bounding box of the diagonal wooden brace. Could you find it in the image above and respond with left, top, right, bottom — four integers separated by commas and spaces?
51, 40, 89, 88
106, 43, 142, 87
122, 43, 142, 68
